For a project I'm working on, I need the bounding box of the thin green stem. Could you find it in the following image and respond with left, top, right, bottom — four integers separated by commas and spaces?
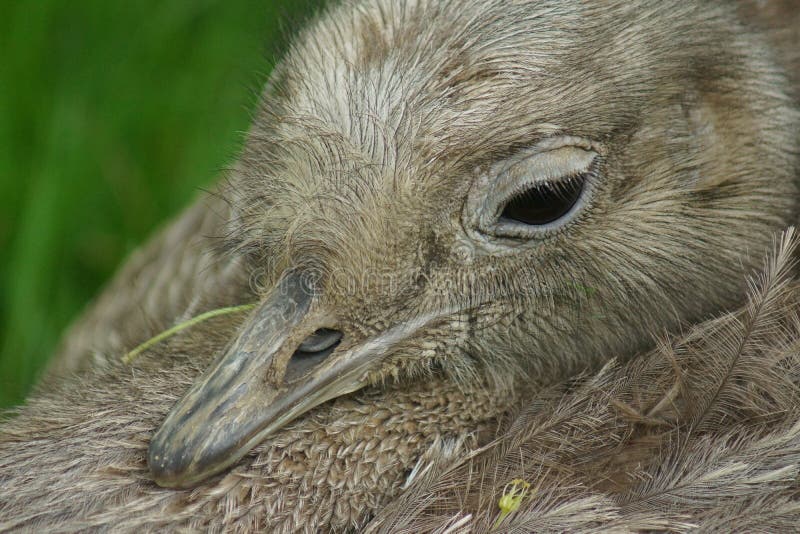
122, 303, 256, 364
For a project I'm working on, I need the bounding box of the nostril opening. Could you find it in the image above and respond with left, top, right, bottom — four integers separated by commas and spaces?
285, 328, 343, 383
297, 328, 342, 353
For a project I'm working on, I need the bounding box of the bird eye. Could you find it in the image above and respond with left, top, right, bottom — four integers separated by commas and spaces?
463, 138, 600, 243
499, 174, 586, 226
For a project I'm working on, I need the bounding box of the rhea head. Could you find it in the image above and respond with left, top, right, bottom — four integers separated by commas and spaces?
148, 0, 799, 488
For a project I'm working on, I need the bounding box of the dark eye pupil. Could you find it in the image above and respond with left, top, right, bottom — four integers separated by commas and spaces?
500, 175, 585, 226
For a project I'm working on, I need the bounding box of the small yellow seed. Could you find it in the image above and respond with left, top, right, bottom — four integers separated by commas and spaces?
493, 478, 531, 529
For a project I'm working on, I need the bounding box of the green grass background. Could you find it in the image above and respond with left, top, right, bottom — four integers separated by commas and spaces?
0, 0, 315, 409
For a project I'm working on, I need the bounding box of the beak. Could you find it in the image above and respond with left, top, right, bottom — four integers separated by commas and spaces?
148, 271, 440, 489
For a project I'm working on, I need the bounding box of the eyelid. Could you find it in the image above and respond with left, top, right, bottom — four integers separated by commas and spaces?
491, 146, 597, 218
460, 136, 603, 253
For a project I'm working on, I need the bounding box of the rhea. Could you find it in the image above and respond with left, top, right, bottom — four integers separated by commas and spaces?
2, 0, 799, 530
143, 0, 799, 488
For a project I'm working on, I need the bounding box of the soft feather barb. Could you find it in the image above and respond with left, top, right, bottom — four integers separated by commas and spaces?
2, 233, 800, 532
366, 227, 800, 533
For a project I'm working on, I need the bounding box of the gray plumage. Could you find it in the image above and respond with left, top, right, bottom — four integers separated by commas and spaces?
2, 0, 800, 531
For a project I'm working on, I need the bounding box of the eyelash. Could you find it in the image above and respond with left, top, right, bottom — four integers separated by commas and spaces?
460, 137, 605, 252
497, 172, 588, 216
490, 161, 600, 239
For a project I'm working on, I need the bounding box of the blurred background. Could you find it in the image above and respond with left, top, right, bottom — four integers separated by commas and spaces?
0, 0, 315, 409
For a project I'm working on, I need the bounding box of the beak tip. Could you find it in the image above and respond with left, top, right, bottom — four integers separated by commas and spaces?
147, 427, 208, 489
147, 437, 186, 489
147, 420, 245, 489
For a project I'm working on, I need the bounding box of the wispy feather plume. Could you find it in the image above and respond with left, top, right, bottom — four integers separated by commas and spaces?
367, 228, 800, 532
